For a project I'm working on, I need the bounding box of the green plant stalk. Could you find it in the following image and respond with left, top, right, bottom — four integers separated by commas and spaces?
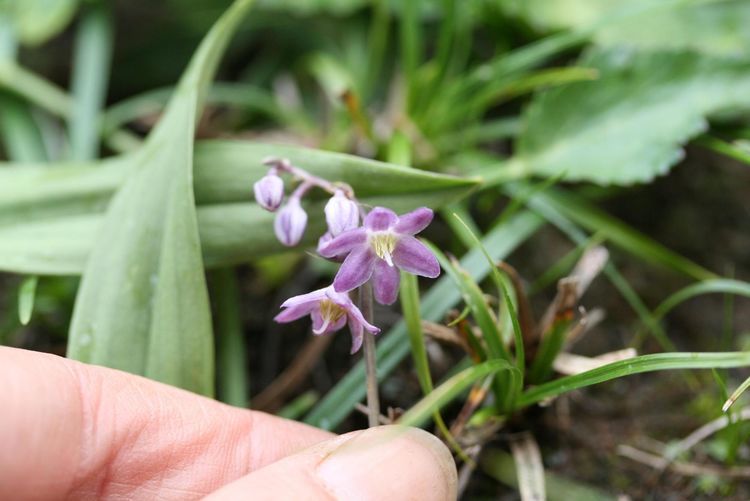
212, 268, 248, 407
69, 2, 113, 161
360, 282, 380, 427
517, 352, 750, 409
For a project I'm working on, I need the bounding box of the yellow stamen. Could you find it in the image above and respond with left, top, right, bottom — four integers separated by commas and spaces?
314, 299, 346, 334
370, 232, 398, 266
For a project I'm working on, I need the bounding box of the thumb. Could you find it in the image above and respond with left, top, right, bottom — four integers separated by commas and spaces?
205, 425, 457, 500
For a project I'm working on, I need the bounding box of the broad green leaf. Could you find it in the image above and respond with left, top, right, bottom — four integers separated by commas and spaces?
517, 352, 750, 408
305, 211, 543, 430
501, 0, 750, 57
518, 48, 750, 185
398, 359, 517, 428
17, 275, 37, 325
0, 0, 78, 46
67, 0, 256, 396
0, 142, 477, 275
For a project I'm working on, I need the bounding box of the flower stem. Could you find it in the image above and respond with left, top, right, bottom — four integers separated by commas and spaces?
360, 282, 381, 427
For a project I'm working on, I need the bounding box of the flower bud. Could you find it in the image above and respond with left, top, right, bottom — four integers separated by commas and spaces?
274, 198, 307, 246
324, 189, 359, 236
254, 172, 284, 211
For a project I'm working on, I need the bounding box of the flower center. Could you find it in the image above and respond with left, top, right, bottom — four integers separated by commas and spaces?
369, 232, 398, 266
314, 299, 347, 334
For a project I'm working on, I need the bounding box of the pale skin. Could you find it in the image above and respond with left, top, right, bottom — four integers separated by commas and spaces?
0, 347, 457, 500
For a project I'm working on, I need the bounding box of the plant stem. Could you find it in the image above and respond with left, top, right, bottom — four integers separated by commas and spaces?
360, 282, 381, 427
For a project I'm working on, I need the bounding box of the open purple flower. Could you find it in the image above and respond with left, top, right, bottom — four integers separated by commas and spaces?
274, 285, 380, 353
318, 207, 440, 305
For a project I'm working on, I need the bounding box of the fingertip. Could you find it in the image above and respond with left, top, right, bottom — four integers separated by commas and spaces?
317, 425, 457, 501
206, 425, 457, 501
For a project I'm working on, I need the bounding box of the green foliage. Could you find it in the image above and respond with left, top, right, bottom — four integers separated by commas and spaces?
518, 352, 750, 408
501, 0, 750, 57
0, 0, 78, 46
398, 359, 518, 428
518, 48, 750, 184
67, 0, 258, 396
0, 142, 476, 275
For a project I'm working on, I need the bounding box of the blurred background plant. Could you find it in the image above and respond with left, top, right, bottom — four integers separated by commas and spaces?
1, 0, 750, 498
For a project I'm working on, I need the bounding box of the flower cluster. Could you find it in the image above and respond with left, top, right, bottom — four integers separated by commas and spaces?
255, 157, 440, 353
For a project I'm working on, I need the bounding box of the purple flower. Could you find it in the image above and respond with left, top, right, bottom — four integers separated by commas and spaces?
274, 197, 308, 246
254, 172, 285, 211
274, 285, 380, 353
318, 207, 440, 305
324, 189, 359, 236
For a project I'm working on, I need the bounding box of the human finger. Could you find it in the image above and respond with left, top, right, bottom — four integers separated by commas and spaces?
0, 346, 332, 500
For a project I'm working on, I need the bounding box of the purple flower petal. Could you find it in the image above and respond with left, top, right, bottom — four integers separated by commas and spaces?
393, 235, 440, 278
274, 302, 318, 323
318, 228, 367, 258
274, 198, 308, 246
364, 207, 398, 231
372, 259, 400, 305
333, 246, 377, 292
253, 173, 284, 211
310, 308, 324, 332
279, 288, 327, 308
394, 207, 433, 235
325, 190, 360, 236
346, 306, 380, 336
348, 318, 364, 353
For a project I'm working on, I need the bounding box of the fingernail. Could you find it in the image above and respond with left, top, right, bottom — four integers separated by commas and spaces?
317, 425, 457, 501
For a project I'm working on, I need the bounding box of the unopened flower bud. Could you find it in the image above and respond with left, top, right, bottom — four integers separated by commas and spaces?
324, 189, 359, 236
274, 198, 307, 246
254, 172, 284, 211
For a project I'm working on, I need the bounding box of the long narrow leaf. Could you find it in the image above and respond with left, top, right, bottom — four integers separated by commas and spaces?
398, 359, 517, 427
518, 352, 750, 408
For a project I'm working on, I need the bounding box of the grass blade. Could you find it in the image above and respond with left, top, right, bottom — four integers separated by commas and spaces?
723, 375, 750, 412
518, 352, 750, 408
398, 359, 517, 427
654, 279, 750, 322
